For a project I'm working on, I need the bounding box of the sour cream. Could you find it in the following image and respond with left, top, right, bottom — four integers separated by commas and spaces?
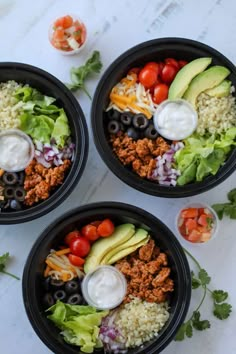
0, 129, 34, 171
82, 265, 127, 309
154, 99, 198, 140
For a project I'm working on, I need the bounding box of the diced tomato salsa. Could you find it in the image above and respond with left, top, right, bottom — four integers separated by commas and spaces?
50, 15, 87, 52
178, 206, 215, 243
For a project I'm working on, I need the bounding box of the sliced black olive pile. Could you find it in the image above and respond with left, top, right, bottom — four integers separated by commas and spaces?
42, 277, 86, 308
0, 171, 26, 212
106, 109, 159, 140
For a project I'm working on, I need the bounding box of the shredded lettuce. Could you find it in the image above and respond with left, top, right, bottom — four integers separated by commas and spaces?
16, 86, 70, 147
175, 128, 236, 185
46, 301, 108, 353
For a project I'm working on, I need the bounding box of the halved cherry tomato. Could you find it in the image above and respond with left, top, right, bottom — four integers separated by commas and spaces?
64, 230, 80, 246
178, 60, 188, 68
161, 64, 178, 84
68, 254, 85, 267
152, 83, 169, 104
144, 62, 159, 75
138, 68, 157, 89
70, 236, 90, 257
181, 208, 198, 218
97, 219, 115, 237
165, 58, 179, 69
81, 224, 99, 241
54, 15, 73, 29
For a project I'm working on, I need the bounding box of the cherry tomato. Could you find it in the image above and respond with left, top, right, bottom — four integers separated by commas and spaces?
68, 254, 85, 267
81, 224, 99, 241
97, 219, 115, 237
161, 64, 178, 84
152, 83, 169, 104
90, 220, 102, 227
158, 62, 165, 72
165, 58, 179, 69
178, 60, 188, 68
138, 68, 157, 89
144, 62, 159, 75
70, 236, 90, 257
64, 230, 80, 246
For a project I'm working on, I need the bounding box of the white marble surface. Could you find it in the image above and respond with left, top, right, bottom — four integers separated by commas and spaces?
0, 0, 236, 353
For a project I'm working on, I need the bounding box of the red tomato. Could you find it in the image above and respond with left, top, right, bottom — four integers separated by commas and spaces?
64, 230, 80, 246
161, 64, 178, 84
97, 219, 115, 237
158, 62, 165, 72
198, 214, 213, 227
180, 208, 198, 219
178, 60, 188, 68
68, 254, 85, 267
54, 15, 73, 29
165, 58, 179, 69
53, 29, 65, 42
152, 83, 169, 104
144, 62, 159, 75
70, 237, 90, 257
81, 224, 99, 241
185, 218, 197, 232
138, 68, 157, 89
90, 220, 102, 227
188, 229, 202, 243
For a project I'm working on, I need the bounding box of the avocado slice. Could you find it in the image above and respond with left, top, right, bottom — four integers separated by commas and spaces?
205, 79, 231, 97
183, 66, 230, 107
107, 236, 150, 265
84, 223, 135, 273
100, 228, 148, 265
168, 57, 212, 100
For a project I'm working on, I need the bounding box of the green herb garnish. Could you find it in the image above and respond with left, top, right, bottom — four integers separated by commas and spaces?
66, 50, 103, 99
0, 253, 20, 280
212, 188, 236, 220
175, 248, 232, 341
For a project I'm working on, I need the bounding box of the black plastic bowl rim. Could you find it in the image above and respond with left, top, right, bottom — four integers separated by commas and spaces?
91, 37, 236, 197
0, 62, 88, 224
22, 201, 191, 354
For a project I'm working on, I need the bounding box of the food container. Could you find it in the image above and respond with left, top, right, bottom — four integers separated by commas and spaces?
23, 201, 191, 354
81, 265, 127, 310
0, 129, 35, 172
91, 37, 236, 197
0, 62, 88, 224
176, 202, 219, 244
48, 14, 87, 56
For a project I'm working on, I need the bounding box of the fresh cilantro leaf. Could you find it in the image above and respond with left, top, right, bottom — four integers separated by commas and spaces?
227, 188, 236, 203
192, 311, 211, 331
175, 323, 187, 341
191, 271, 201, 289
213, 303, 232, 320
211, 203, 226, 220
212, 290, 228, 303
0, 252, 20, 280
185, 321, 193, 338
67, 51, 103, 98
198, 269, 211, 286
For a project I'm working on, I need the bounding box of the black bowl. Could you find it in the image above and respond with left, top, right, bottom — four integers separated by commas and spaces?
23, 201, 191, 354
0, 62, 88, 224
91, 37, 236, 197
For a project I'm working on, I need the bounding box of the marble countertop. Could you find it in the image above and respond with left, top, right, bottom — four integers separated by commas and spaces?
0, 0, 235, 353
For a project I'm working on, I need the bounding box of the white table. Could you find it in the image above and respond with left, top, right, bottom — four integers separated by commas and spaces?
0, 0, 235, 353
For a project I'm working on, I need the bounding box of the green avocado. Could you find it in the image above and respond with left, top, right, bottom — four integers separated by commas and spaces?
107, 236, 150, 265
100, 228, 149, 265
84, 223, 135, 273
204, 79, 231, 97
168, 57, 212, 100
183, 66, 230, 107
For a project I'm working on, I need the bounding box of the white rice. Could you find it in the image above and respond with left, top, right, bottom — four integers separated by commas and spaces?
114, 297, 170, 348
0, 80, 24, 130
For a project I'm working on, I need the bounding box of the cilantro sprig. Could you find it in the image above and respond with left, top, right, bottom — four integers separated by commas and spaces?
212, 188, 236, 220
175, 248, 232, 341
0, 253, 20, 280
66, 50, 103, 99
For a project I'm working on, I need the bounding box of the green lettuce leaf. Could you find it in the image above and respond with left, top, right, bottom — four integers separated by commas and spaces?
20, 112, 54, 143
46, 301, 108, 354
51, 109, 70, 147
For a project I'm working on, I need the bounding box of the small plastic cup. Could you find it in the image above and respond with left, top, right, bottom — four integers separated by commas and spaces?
0, 129, 34, 172
81, 265, 127, 310
176, 202, 219, 245
48, 14, 87, 56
